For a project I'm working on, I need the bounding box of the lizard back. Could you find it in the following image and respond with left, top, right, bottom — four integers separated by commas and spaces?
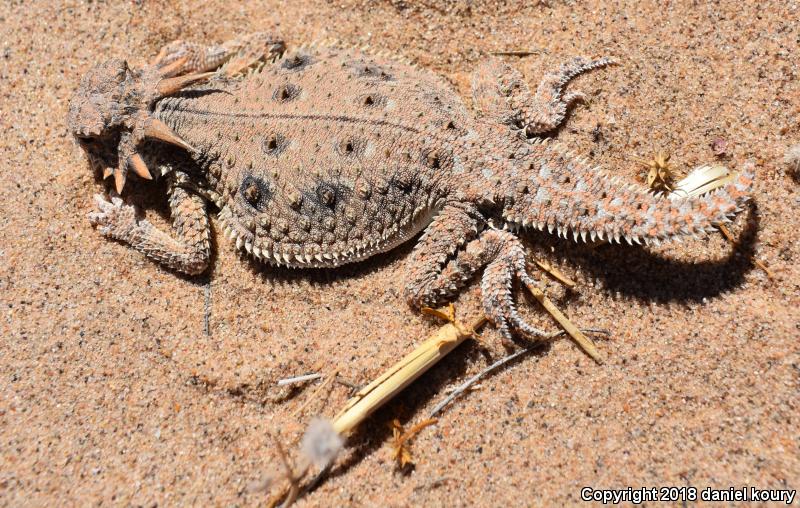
155, 46, 472, 266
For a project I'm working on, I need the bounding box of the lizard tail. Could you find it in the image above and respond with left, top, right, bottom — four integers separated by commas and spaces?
502, 141, 754, 245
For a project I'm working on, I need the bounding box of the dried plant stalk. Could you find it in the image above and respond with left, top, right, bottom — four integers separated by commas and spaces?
523, 283, 604, 364
331, 316, 486, 436
534, 259, 576, 288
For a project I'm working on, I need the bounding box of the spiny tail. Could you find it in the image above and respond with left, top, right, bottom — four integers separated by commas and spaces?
504, 141, 753, 245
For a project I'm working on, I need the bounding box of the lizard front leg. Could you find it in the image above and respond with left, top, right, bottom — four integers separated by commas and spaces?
471, 56, 614, 136
152, 32, 286, 77
89, 171, 211, 275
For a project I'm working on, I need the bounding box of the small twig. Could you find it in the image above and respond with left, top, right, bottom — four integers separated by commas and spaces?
413, 476, 457, 491
444, 383, 482, 394
429, 328, 608, 417
533, 259, 576, 288
277, 373, 323, 386
524, 284, 604, 364
203, 281, 211, 337
718, 224, 773, 279
717, 223, 736, 243
489, 50, 538, 57
266, 432, 307, 508
430, 334, 557, 417
334, 378, 360, 391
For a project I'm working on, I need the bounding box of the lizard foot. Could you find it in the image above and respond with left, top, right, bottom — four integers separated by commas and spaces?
151, 32, 285, 77
88, 194, 138, 239
522, 56, 615, 136
479, 229, 549, 344
471, 56, 615, 136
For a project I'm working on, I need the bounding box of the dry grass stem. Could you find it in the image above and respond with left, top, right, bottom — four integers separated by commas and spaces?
533, 259, 577, 288
267, 312, 486, 506
718, 224, 773, 279
489, 50, 539, 56
266, 432, 307, 508
523, 282, 604, 363
277, 373, 323, 386
331, 312, 486, 435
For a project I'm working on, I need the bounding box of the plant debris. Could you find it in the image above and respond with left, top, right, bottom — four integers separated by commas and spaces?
389, 418, 438, 469
430, 326, 607, 417
633, 150, 675, 195
277, 373, 323, 386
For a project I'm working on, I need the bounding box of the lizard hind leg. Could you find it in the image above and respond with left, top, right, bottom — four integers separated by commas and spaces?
471, 56, 615, 136
405, 207, 551, 343
477, 229, 548, 342
151, 32, 286, 77
404, 202, 485, 309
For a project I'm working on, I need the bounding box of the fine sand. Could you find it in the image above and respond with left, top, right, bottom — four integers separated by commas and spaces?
1, 1, 798, 505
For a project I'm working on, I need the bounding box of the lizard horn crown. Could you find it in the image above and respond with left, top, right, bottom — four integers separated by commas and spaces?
67, 58, 212, 193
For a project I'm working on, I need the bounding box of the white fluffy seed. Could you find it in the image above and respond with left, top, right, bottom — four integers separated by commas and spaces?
300, 417, 343, 469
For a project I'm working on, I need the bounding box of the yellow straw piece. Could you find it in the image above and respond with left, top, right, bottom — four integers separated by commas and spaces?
534, 259, 577, 288
331, 316, 486, 436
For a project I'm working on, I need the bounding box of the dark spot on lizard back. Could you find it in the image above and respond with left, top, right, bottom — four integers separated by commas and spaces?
302, 179, 351, 216
335, 138, 365, 157
240, 176, 271, 210
281, 53, 313, 71
316, 183, 336, 207
262, 134, 288, 156
273, 83, 300, 102
356, 93, 386, 108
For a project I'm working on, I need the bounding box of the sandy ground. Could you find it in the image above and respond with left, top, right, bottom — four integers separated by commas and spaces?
1, 0, 799, 506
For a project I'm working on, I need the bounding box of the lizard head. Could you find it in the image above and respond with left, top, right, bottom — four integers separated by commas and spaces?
68, 58, 212, 193
67, 58, 135, 140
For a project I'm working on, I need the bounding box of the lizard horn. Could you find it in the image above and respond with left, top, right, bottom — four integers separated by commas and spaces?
157, 55, 189, 78
113, 167, 127, 194
156, 72, 215, 97
144, 117, 194, 152
128, 152, 153, 180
